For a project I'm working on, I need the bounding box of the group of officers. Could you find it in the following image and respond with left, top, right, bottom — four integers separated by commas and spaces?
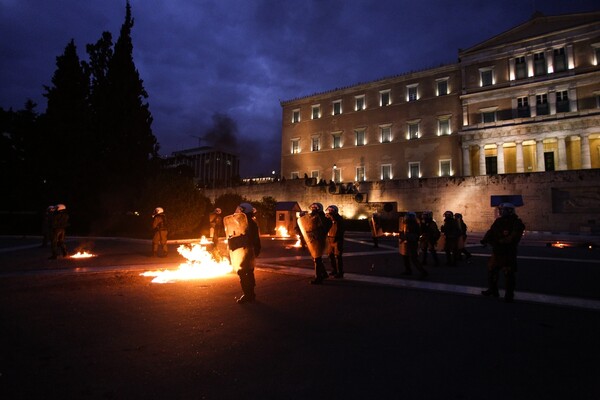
151, 200, 525, 304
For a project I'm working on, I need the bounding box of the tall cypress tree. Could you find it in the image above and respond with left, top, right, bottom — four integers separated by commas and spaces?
42, 39, 92, 203
102, 1, 158, 200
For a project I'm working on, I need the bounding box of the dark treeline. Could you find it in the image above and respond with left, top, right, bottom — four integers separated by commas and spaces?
0, 2, 209, 237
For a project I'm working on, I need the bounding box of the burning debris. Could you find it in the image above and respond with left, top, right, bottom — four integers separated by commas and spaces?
141, 242, 233, 283
70, 251, 95, 259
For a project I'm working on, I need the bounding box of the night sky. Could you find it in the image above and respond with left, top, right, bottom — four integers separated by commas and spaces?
1, 0, 598, 177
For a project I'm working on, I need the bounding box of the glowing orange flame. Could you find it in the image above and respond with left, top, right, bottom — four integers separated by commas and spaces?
141, 243, 233, 283
70, 251, 95, 258
276, 226, 291, 237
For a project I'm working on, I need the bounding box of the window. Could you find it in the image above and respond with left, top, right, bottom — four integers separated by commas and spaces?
380, 125, 392, 143
291, 171, 299, 179
380, 90, 391, 106
292, 109, 300, 123
333, 168, 342, 183
436, 79, 448, 96
355, 95, 365, 111
515, 56, 527, 79
311, 137, 320, 152
332, 133, 342, 149
332, 100, 342, 115
517, 96, 530, 118
536, 94, 549, 115
311, 104, 320, 119
438, 118, 450, 135
480, 68, 493, 87
409, 162, 420, 179
534, 52, 546, 76
381, 164, 392, 180
355, 129, 366, 146
556, 90, 570, 113
553, 48, 566, 72
408, 122, 419, 139
291, 139, 300, 154
407, 84, 418, 101
311, 170, 319, 179
439, 160, 452, 177
482, 110, 496, 123
356, 166, 365, 182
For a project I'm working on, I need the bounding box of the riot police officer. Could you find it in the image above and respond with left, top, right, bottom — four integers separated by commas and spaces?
480, 203, 525, 303
325, 205, 345, 278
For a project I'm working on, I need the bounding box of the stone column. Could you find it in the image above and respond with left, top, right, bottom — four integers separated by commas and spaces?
516, 141, 524, 173
479, 144, 486, 176
462, 145, 471, 176
549, 91, 557, 115
536, 139, 545, 172
557, 136, 567, 171
496, 143, 505, 174
581, 134, 592, 169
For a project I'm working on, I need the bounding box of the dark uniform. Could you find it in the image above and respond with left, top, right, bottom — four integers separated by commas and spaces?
455, 213, 472, 261
480, 203, 525, 303
152, 207, 168, 257
419, 211, 440, 266
325, 205, 345, 278
234, 203, 261, 304
440, 211, 460, 266
400, 212, 428, 277
49, 204, 69, 259
307, 203, 331, 285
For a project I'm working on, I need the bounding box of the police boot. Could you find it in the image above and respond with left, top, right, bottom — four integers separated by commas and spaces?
334, 255, 344, 278
505, 271, 516, 303
311, 258, 327, 284
481, 272, 499, 297
329, 254, 338, 276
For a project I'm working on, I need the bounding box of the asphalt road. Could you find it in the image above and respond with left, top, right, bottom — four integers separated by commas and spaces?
0, 233, 599, 399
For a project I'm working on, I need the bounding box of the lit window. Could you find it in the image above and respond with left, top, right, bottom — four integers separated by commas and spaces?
436, 79, 448, 96
311, 170, 319, 179
409, 162, 420, 179
292, 109, 300, 123
480, 68, 494, 87
355, 129, 366, 146
291, 139, 300, 154
381, 164, 392, 180
380, 125, 392, 143
380, 90, 391, 106
311, 105, 320, 119
407, 84, 418, 101
332, 133, 342, 149
438, 118, 450, 135
355, 95, 365, 111
291, 171, 299, 179
332, 100, 342, 115
356, 166, 366, 182
311, 137, 320, 152
439, 160, 452, 177
333, 168, 342, 183
408, 122, 419, 139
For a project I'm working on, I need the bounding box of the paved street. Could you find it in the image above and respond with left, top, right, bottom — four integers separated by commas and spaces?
0, 233, 599, 399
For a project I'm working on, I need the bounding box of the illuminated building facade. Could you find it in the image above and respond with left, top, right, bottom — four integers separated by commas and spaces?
280, 12, 600, 182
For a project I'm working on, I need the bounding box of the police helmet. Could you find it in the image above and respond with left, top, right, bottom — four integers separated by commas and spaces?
325, 205, 338, 214
153, 207, 164, 216
455, 213, 463, 219
498, 203, 515, 217
56, 204, 66, 212
309, 203, 323, 212
214, 208, 222, 214
237, 202, 254, 214
443, 210, 453, 218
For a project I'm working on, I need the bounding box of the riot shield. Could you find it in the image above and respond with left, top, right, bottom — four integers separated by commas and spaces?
297, 213, 326, 258
370, 214, 383, 238
224, 213, 250, 270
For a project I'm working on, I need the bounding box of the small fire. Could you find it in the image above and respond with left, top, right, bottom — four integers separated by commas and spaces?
276, 226, 291, 237
550, 241, 569, 248
199, 235, 212, 245
71, 251, 95, 258
141, 243, 233, 283
293, 235, 302, 248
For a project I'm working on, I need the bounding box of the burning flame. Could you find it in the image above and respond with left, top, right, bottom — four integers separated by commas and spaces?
71, 251, 95, 258
141, 243, 233, 283
276, 226, 291, 237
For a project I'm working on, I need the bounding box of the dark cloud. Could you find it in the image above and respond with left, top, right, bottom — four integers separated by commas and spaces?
1, 0, 598, 176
